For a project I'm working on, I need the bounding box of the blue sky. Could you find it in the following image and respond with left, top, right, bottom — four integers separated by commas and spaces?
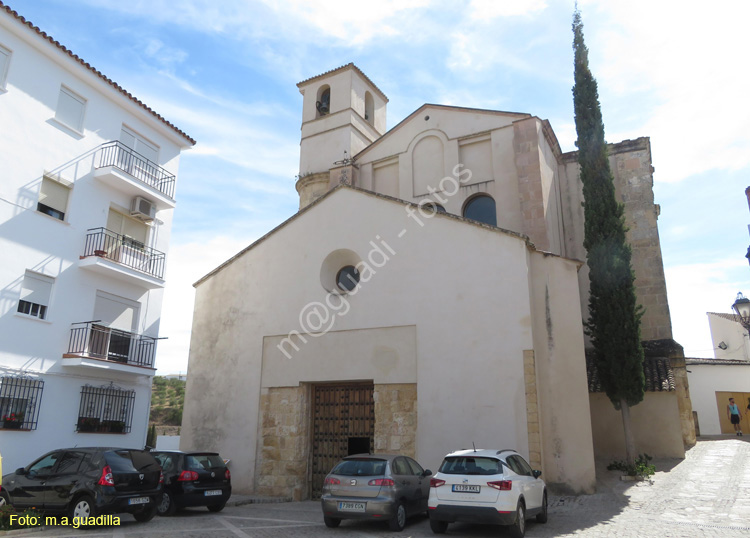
10, 0, 750, 373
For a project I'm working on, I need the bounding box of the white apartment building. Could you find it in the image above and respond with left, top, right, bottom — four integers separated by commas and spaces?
0, 3, 194, 471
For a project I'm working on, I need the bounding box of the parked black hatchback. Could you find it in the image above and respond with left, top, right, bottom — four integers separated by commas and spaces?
0, 447, 162, 522
151, 451, 231, 516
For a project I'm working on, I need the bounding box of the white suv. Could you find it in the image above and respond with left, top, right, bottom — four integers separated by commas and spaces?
427, 449, 547, 537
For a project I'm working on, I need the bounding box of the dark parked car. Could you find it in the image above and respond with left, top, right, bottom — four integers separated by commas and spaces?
151, 451, 231, 516
0, 447, 162, 522
320, 453, 432, 531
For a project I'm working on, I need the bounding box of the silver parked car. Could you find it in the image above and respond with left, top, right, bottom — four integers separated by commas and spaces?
320, 453, 432, 531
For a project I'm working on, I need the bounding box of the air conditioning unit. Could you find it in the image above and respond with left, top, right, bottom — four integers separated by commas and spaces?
130, 196, 155, 222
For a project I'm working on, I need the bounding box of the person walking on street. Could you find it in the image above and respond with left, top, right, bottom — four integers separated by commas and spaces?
728, 397, 743, 436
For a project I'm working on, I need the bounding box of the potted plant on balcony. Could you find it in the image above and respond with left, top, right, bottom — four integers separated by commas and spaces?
77, 416, 100, 432
108, 420, 126, 433
2, 412, 24, 429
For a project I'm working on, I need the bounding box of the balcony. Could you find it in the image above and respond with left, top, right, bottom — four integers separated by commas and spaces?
79, 228, 166, 289
94, 141, 176, 209
63, 321, 157, 375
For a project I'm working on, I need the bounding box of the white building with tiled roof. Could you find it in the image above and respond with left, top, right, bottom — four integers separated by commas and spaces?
0, 2, 194, 472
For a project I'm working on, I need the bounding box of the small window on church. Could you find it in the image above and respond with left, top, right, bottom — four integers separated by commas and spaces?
364, 91, 374, 124
316, 85, 330, 117
463, 194, 496, 226
336, 265, 360, 292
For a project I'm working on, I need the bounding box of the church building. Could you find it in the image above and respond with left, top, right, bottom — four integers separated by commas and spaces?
181, 64, 693, 499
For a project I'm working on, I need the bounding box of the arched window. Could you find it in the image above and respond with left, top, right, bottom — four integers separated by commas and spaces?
463, 194, 496, 226
316, 85, 330, 117
364, 91, 374, 124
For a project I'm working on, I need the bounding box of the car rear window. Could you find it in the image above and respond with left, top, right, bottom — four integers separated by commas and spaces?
439, 456, 503, 475
185, 454, 225, 471
105, 450, 159, 473
331, 458, 387, 476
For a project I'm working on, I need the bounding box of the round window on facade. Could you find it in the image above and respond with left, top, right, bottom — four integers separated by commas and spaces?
463, 194, 497, 226
336, 265, 360, 292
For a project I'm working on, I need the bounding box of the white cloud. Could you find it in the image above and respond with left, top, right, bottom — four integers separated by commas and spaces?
665, 257, 749, 358
155, 235, 255, 374
586, 0, 750, 182
468, 0, 547, 19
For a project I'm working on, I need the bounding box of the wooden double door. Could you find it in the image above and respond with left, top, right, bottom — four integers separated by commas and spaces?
311, 383, 374, 498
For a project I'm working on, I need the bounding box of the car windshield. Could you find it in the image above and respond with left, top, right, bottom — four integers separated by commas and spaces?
439, 456, 503, 475
331, 458, 386, 477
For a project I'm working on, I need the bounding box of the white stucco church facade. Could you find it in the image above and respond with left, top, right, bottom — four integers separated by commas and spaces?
181, 64, 693, 499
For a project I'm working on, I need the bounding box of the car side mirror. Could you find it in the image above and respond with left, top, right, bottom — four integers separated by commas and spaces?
15, 467, 27, 475
422, 469, 432, 477
532, 470, 542, 479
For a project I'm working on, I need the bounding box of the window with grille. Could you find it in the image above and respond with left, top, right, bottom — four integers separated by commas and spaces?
0, 375, 44, 430
77, 384, 135, 434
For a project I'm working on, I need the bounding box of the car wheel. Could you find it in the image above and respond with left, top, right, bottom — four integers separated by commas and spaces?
388, 501, 407, 532
536, 490, 548, 524
507, 500, 526, 538
207, 502, 226, 513
0, 491, 10, 507
157, 491, 177, 516
133, 503, 158, 523
429, 517, 448, 534
69, 494, 97, 522
323, 515, 341, 528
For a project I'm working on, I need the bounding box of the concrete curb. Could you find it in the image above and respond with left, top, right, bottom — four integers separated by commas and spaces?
226, 496, 292, 507
0, 527, 46, 537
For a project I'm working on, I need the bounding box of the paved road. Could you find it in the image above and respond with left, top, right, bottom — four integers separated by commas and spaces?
7, 438, 750, 537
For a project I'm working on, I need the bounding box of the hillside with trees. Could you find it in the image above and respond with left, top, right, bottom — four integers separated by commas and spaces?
150, 376, 185, 436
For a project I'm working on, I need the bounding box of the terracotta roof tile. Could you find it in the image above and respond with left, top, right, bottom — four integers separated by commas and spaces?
685, 358, 750, 366
297, 62, 388, 102
586, 350, 675, 393
708, 312, 742, 323
0, 2, 195, 146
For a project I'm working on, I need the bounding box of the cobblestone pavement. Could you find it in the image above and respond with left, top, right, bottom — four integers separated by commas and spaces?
6, 438, 749, 537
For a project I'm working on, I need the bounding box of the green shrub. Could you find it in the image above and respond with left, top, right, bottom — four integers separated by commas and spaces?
607, 453, 655, 478
0, 505, 43, 530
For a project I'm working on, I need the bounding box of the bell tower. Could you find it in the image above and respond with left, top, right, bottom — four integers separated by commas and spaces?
296, 63, 388, 208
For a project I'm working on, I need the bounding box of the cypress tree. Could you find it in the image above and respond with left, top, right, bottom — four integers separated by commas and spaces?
572, 8, 645, 464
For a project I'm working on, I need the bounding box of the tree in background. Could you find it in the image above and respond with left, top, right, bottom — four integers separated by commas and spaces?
146, 423, 157, 448
572, 7, 645, 464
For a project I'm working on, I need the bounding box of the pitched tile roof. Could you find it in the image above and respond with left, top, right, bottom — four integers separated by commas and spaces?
586, 350, 675, 392
0, 2, 195, 146
708, 312, 742, 323
685, 358, 750, 366
297, 63, 388, 102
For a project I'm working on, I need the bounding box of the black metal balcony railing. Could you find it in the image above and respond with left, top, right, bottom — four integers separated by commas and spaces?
95, 141, 176, 199
67, 321, 157, 368
83, 228, 166, 279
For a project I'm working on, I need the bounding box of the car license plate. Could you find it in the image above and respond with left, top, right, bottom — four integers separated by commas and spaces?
205, 490, 223, 496
452, 484, 480, 493
128, 497, 149, 505
338, 501, 366, 512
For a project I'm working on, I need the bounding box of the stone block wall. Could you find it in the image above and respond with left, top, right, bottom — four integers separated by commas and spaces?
373, 383, 417, 457
514, 118, 550, 251
255, 386, 309, 501
523, 350, 542, 470
610, 138, 673, 342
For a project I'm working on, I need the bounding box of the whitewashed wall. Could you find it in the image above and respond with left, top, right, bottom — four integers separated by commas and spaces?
0, 11, 190, 471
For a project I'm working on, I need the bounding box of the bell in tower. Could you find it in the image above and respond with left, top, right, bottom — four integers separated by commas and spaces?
295, 63, 388, 209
